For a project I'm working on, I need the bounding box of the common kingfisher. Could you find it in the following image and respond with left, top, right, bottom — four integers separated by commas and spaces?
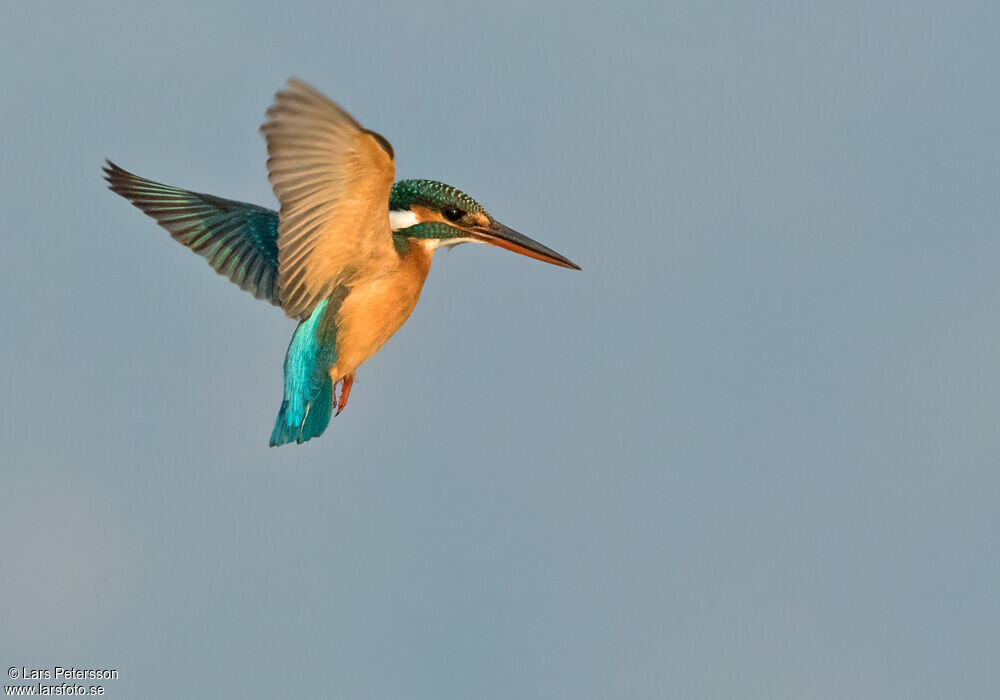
105, 78, 579, 446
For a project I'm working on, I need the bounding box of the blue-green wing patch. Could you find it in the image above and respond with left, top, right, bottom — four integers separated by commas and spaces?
104, 160, 280, 305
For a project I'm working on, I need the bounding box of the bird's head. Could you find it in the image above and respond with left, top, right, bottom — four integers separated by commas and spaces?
388, 179, 580, 270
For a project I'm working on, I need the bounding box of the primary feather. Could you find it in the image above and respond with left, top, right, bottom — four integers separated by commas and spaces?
103, 160, 280, 304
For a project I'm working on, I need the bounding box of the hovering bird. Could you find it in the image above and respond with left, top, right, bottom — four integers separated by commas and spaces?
105, 78, 579, 446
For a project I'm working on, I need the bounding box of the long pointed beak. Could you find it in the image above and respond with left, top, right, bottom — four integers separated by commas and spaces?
469, 220, 581, 270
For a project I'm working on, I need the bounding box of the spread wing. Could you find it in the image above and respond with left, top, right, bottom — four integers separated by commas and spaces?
104, 160, 280, 305
261, 78, 397, 320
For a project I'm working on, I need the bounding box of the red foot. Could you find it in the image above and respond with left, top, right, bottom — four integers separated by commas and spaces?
336, 374, 355, 416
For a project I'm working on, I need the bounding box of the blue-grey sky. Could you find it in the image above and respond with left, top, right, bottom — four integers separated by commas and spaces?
2, 1, 998, 698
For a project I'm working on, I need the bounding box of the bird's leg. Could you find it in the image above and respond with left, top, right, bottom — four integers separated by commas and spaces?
335, 374, 355, 416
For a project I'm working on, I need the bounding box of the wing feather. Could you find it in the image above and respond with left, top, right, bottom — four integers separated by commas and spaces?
261, 78, 396, 319
104, 160, 280, 305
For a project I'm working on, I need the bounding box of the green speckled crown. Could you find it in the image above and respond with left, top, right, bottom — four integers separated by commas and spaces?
389, 179, 486, 214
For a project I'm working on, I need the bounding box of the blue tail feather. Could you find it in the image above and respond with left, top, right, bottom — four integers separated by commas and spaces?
269, 375, 334, 446
269, 297, 341, 447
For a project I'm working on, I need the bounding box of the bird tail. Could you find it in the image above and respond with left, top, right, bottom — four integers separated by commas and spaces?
269, 374, 334, 447
269, 300, 339, 447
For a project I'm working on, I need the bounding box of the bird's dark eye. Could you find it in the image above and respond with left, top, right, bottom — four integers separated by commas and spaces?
442, 207, 463, 222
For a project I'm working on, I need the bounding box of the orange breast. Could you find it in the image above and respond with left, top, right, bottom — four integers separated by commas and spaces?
329, 243, 433, 381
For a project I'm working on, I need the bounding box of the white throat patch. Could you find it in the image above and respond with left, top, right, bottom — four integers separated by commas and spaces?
419, 237, 481, 251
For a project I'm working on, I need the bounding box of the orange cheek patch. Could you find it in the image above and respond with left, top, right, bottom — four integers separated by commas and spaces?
411, 205, 447, 224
